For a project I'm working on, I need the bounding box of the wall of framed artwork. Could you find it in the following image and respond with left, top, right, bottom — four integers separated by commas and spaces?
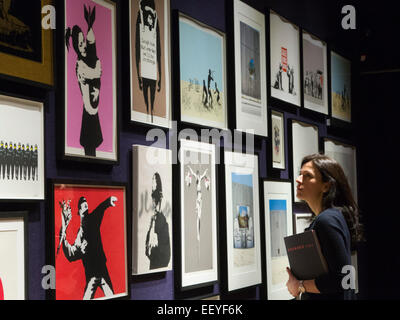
269, 10, 301, 108
176, 12, 228, 130
0, 94, 45, 201
177, 139, 218, 290
231, 0, 268, 137
129, 0, 172, 128
62, 0, 119, 163
49, 180, 128, 300
263, 179, 293, 300
0, 212, 28, 300
132, 145, 173, 275
0, 0, 54, 87
223, 151, 262, 292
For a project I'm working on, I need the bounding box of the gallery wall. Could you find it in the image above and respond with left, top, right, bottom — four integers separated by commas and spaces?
0, 0, 369, 300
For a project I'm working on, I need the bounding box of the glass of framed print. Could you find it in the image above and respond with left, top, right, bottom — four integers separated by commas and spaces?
293, 212, 313, 234
223, 151, 262, 292
130, 0, 172, 128
271, 110, 285, 170
0, 0, 54, 87
323, 138, 358, 202
233, 0, 268, 137
269, 10, 301, 108
50, 181, 128, 300
290, 119, 319, 203
0, 94, 45, 201
132, 145, 173, 275
330, 51, 352, 123
178, 139, 218, 290
263, 180, 293, 300
63, 0, 118, 163
178, 13, 228, 130
302, 30, 328, 115
0, 212, 28, 300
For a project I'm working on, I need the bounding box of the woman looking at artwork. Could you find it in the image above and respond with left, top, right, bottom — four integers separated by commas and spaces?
66, 5, 103, 157
286, 154, 363, 300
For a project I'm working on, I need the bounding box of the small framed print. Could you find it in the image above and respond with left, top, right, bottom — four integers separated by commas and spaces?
330, 51, 352, 123
223, 151, 262, 292
302, 30, 328, 115
263, 179, 293, 300
0, 0, 54, 87
62, 0, 118, 163
129, 0, 172, 128
177, 139, 219, 290
0, 212, 28, 300
293, 212, 313, 234
270, 110, 285, 170
0, 94, 45, 201
231, 0, 268, 137
50, 180, 128, 300
176, 12, 228, 130
269, 10, 301, 109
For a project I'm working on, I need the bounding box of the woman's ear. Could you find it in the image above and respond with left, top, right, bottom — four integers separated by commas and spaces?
322, 181, 331, 194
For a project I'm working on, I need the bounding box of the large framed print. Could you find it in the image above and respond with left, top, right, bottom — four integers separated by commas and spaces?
302, 31, 328, 115
178, 139, 218, 289
0, 0, 54, 87
63, 0, 118, 163
331, 51, 351, 123
271, 110, 285, 170
178, 13, 228, 130
129, 0, 172, 128
290, 120, 319, 203
263, 180, 293, 300
0, 94, 45, 201
233, 0, 267, 137
0, 212, 28, 300
323, 138, 358, 202
132, 145, 173, 275
224, 151, 262, 292
50, 181, 128, 300
269, 11, 301, 108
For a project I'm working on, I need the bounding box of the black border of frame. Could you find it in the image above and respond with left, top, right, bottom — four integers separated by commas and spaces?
265, 8, 303, 115
55, 0, 120, 166
0, 210, 29, 300
45, 178, 130, 300
0, 89, 48, 203
173, 138, 220, 297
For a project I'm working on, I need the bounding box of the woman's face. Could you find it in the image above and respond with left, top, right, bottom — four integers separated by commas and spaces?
296, 161, 329, 205
78, 32, 87, 58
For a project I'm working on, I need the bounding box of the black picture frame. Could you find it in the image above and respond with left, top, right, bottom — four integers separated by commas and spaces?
267, 108, 286, 177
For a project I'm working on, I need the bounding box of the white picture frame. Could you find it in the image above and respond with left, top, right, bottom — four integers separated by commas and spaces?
0, 94, 45, 201
263, 180, 293, 300
233, 0, 268, 137
293, 212, 313, 234
224, 151, 262, 292
179, 139, 218, 289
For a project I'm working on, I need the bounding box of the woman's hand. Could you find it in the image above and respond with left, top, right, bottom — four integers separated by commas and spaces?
286, 267, 300, 298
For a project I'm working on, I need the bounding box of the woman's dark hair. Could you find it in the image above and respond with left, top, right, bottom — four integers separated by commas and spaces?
301, 153, 364, 248
151, 172, 163, 208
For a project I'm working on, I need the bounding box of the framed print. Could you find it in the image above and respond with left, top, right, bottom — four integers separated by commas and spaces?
0, 0, 54, 87
0, 94, 45, 201
269, 11, 301, 108
233, 0, 267, 137
302, 31, 328, 115
290, 120, 319, 203
51, 181, 128, 300
178, 13, 228, 129
63, 0, 118, 162
293, 212, 313, 234
263, 180, 293, 300
132, 145, 173, 275
129, 0, 172, 128
178, 139, 218, 289
224, 151, 262, 292
271, 110, 285, 170
323, 138, 358, 202
331, 51, 351, 123
0, 212, 28, 300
